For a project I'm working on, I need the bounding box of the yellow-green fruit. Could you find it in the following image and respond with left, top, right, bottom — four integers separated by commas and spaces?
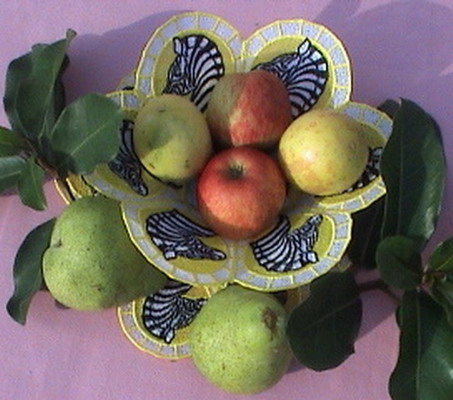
278, 109, 369, 195
190, 285, 292, 394
133, 94, 212, 184
42, 196, 167, 310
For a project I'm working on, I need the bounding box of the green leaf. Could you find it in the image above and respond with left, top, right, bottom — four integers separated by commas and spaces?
17, 157, 47, 211
380, 99, 446, 250
287, 271, 362, 371
0, 126, 27, 156
378, 98, 400, 119
427, 237, 453, 273
349, 196, 385, 269
3, 53, 33, 135
6, 218, 55, 325
430, 281, 453, 329
426, 238, 453, 327
0, 155, 26, 193
389, 290, 453, 400
376, 235, 423, 290
3, 30, 75, 150
48, 93, 122, 176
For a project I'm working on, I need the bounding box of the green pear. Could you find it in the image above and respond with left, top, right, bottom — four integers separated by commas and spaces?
189, 285, 292, 394
42, 196, 167, 310
133, 94, 212, 185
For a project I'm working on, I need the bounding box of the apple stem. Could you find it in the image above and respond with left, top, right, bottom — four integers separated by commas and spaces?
228, 163, 244, 179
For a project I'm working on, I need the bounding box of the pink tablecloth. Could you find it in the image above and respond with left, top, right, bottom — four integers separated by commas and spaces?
1, 1, 452, 399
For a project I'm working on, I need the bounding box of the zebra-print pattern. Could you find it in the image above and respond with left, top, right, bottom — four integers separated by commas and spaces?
254, 38, 328, 117
142, 280, 206, 344
344, 147, 383, 193
163, 34, 225, 111
108, 120, 148, 196
146, 209, 227, 261
251, 214, 323, 273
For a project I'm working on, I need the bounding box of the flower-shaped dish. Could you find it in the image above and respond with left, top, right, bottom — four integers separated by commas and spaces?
61, 12, 391, 295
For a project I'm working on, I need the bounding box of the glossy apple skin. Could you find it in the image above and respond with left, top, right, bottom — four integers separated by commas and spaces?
196, 147, 287, 240
279, 109, 369, 196
206, 70, 293, 150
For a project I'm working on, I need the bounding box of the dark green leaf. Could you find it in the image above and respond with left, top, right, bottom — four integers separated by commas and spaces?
17, 157, 47, 211
389, 290, 453, 400
426, 238, 453, 327
430, 281, 453, 329
380, 99, 446, 250
427, 237, 453, 273
3, 30, 74, 150
349, 196, 385, 269
0, 126, 27, 156
376, 235, 422, 290
48, 93, 122, 176
287, 271, 362, 371
0, 155, 26, 193
3, 53, 33, 135
6, 218, 55, 325
378, 98, 400, 119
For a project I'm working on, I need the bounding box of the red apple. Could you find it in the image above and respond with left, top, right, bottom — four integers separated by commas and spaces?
206, 70, 292, 150
196, 147, 287, 240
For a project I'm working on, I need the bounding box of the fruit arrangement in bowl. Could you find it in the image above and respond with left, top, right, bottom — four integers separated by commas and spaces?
80, 13, 390, 297
5, 12, 449, 398
60, 12, 389, 392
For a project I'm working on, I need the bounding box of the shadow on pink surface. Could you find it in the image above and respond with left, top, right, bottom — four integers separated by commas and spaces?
63, 10, 186, 98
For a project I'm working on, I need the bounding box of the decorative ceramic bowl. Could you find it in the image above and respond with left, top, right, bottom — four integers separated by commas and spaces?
117, 280, 314, 359
56, 12, 392, 358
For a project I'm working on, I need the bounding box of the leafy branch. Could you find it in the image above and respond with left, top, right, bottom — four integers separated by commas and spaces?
286, 98, 453, 400
2, 32, 124, 324
0, 30, 123, 210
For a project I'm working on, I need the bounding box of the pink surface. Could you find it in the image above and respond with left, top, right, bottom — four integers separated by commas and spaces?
1, 1, 452, 399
